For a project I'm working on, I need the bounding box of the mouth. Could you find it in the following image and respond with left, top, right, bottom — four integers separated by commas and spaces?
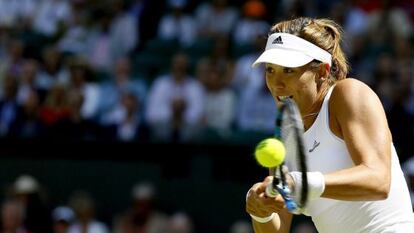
276, 96, 292, 101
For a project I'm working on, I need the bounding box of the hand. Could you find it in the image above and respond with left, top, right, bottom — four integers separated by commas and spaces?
246, 176, 287, 218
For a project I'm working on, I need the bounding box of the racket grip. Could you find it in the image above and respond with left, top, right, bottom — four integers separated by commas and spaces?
265, 183, 278, 198
285, 199, 298, 212
266, 181, 300, 214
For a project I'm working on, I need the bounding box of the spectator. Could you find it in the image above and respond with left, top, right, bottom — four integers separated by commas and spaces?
57, 6, 92, 57
102, 91, 149, 142
228, 220, 252, 233
38, 84, 71, 132
38, 46, 70, 90
16, 59, 44, 105
88, 1, 137, 72
232, 35, 266, 93
9, 89, 45, 139
233, 0, 269, 46
68, 191, 109, 233
53, 90, 98, 141
98, 57, 146, 123
158, 0, 196, 47
0, 75, 19, 136
32, 0, 72, 37
12, 174, 52, 233
145, 52, 204, 142
0, 200, 29, 233
108, 0, 138, 62
195, 0, 238, 39
67, 58, 100, 120
52, 206, 75, 233
366, 0, 413, 39
236, 80, 277, 134
167, 212, 193, 233
198, 63, 236, 136
113, 182, 168, 233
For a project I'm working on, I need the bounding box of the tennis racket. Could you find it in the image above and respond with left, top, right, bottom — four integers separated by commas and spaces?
265, 98, 309, 214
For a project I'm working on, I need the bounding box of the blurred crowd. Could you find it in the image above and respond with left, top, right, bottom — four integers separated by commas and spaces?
0, 0, 414, 232
0, 174, 253, 233
0, 174, 320, 233
0, 0, 413, 155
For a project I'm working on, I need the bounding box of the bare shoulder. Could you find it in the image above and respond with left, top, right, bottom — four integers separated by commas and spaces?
330, 78, 385, 118
333, 78, 375, 98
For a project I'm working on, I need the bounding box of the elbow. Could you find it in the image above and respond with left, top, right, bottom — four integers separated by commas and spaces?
374, 173, 391, 200
376, 186, 389, 200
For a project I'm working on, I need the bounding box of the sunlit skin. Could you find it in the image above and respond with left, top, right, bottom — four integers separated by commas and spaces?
246, 62, 393, 233
264, 63, 328, 130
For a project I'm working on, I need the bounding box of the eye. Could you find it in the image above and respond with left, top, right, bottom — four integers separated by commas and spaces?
283, 67, 294, 73
265, 66, 274, 74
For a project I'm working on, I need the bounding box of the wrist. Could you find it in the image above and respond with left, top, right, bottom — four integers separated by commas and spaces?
250, 213, 275, 223
289, 171, 325, 201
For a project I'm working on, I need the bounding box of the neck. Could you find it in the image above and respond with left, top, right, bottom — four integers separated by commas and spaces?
293, 86, 329, 130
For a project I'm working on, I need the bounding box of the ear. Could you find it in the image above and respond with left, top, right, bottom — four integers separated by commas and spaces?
317, 63, 330, 81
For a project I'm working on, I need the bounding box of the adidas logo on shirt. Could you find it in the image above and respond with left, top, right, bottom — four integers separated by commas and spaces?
272, 36, 283, 44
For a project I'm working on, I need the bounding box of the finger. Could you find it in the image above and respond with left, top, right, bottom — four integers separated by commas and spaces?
255, 176, 273, 194
250, 182, 263, 192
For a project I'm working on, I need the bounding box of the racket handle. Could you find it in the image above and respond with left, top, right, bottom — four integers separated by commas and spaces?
265, 181, 300, 214
265, 183, 278, 198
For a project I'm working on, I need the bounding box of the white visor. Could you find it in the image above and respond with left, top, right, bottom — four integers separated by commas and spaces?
252, 33, 332, 68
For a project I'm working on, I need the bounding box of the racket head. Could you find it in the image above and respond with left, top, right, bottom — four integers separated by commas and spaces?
275, 98, 309, 209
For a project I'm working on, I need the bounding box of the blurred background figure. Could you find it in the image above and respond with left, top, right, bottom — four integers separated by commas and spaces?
158, 0, 196, 48
167, 212, 193, 233
52, 206, 75, 233
0, 200, 28, 233
68, 191, 109, 233
113, 182, 168, 233
233, 0, 269, 46
195, 0, 238, 39
145, 52, 204, 142
236, 80, 277, 134
198, 62, 236, 139
0, 75, 19, 136
12, 174, 52, 233
228, 220, 253, 233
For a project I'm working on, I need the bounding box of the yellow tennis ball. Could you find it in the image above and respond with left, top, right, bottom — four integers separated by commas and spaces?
254, 138, 286, 168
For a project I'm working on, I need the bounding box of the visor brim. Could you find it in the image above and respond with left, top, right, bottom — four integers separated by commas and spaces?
252, 48, 314, 68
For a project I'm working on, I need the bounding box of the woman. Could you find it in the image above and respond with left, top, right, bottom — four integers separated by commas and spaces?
245, 17, 414, 233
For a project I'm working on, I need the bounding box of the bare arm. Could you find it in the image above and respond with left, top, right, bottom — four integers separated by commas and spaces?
322, 79, 391, 201
252, 209, 293, 233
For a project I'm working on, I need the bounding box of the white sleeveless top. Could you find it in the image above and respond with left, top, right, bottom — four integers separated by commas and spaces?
299, 85, 414, 233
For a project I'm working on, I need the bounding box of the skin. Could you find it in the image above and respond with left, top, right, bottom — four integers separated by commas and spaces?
246, 62, 392, 233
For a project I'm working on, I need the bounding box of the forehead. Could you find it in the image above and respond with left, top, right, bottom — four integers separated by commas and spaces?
265, 63, 311, 70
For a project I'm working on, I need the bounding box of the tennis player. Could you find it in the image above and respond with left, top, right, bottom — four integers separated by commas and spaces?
245, 17, 414, 233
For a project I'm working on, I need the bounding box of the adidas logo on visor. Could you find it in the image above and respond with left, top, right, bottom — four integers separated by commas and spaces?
272, 36, 283, 44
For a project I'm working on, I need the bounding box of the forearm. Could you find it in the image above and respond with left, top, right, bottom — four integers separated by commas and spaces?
322, 164, 390, 201
252, 211, 292, 233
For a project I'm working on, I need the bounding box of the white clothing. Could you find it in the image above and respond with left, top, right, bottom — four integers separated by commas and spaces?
296, 85, 414, 233
195, 3, 238, 36
233, 19, 269, 45
204, 88, 236, 130
33, 0, 71, 36
158, 14, 196, 47
68, 221, 109, 233
145, 75, 204, 125
237, 85, 276, 133
232, 53, 265, 93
